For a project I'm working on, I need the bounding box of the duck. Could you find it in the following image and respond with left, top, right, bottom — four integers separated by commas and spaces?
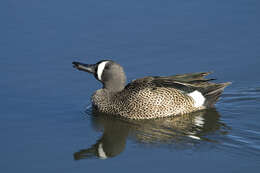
72, 60, 230, 119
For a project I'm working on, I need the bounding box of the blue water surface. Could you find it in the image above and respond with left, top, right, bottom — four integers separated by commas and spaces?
1, 0, 260, 172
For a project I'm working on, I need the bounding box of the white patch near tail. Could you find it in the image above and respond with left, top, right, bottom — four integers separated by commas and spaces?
97, 61, 108, 81
98, 143, 107, 159
188, 90, 205, 108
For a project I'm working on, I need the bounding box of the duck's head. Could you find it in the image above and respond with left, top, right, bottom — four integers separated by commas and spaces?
72, 60, 126, 92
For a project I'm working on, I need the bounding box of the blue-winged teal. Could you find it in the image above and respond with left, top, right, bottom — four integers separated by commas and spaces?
72, 60, 230, 119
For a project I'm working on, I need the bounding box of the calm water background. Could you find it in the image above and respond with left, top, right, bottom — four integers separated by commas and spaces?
1, 0, 260, 172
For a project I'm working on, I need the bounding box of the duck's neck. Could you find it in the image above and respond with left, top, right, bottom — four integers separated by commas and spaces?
103, 76, 126, 93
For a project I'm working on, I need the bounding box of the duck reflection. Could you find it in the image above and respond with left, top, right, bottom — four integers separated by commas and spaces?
74, 109, 228, 160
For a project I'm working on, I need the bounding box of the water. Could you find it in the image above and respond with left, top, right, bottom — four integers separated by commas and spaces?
1, 0, 260, 172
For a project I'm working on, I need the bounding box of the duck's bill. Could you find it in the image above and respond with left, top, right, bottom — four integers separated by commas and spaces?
72, 62, 96, 73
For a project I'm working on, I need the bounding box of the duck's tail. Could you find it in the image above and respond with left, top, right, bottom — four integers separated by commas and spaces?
152, 72, 231, 108
202, 82, 231, 108
173, 72, 231, 107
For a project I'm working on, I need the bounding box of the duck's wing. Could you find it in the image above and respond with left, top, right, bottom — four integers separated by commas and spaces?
127, 72, 214, 91
163, 72, 213, 83
126, 72, 231, 107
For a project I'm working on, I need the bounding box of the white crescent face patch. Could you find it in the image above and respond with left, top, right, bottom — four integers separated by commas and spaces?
97, 61, 109, 81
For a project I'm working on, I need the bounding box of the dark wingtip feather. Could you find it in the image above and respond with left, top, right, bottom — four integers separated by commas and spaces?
203, 82, 231, 107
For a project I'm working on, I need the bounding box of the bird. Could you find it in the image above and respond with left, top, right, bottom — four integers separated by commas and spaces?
72, 60, 230, 120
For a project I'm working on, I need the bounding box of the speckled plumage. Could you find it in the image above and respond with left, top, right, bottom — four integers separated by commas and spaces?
92, 78, 197, 119
73, 60, 230, 120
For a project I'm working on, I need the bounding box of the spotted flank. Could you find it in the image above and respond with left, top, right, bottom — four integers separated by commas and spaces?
72, 60, 231, 119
